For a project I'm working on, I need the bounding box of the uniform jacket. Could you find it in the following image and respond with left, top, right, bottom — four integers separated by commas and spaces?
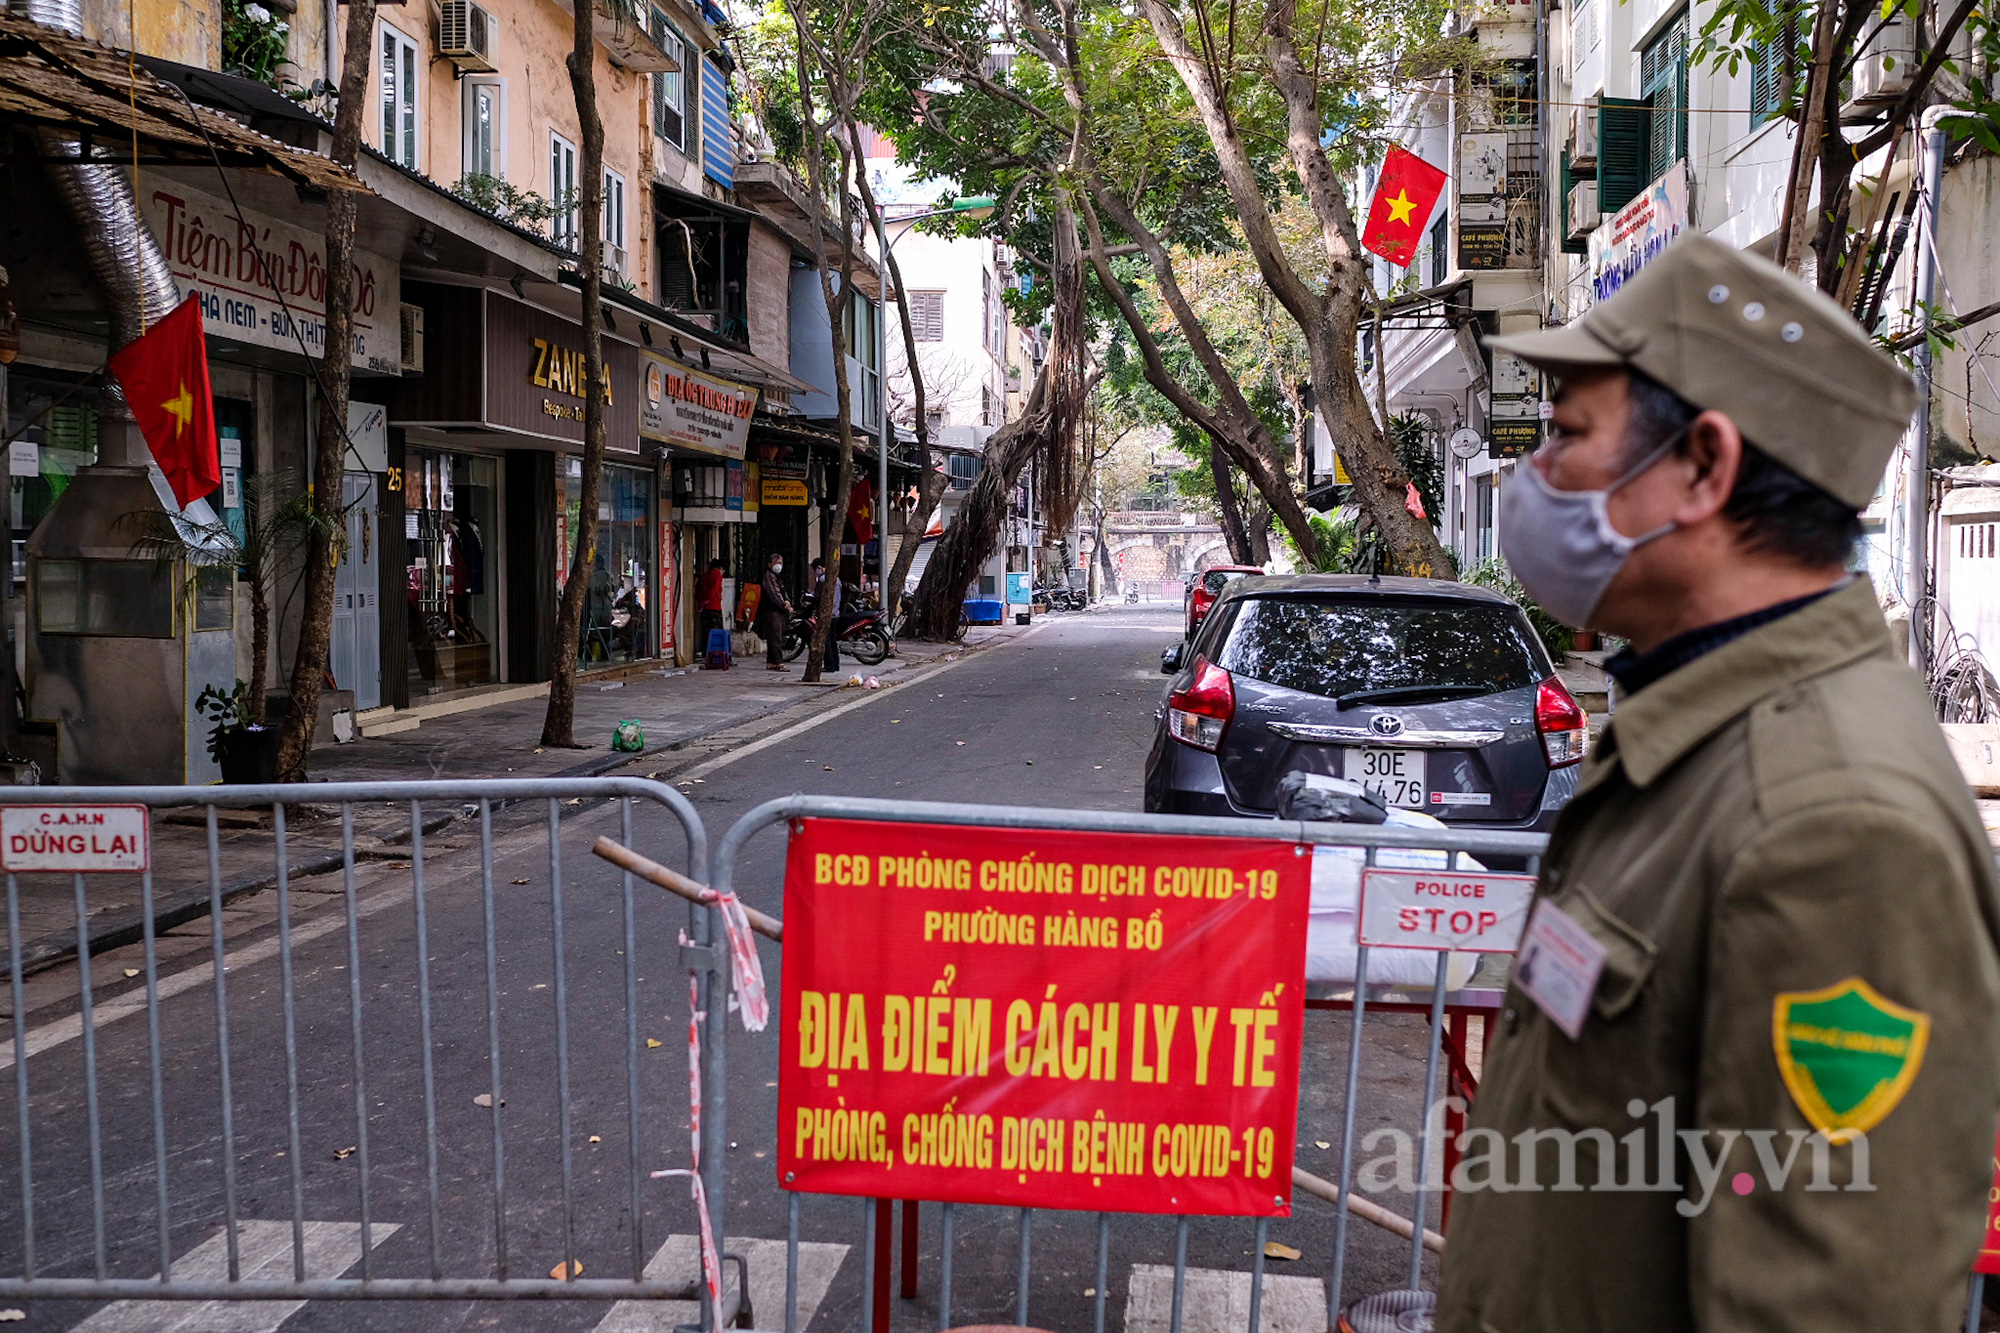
1437, 577, 2000, 1332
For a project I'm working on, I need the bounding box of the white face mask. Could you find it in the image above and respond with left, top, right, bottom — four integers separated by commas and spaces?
1497, 432, 1684, 629
772, 562, 784, 574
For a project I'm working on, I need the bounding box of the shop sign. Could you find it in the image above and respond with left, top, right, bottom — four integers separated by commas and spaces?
659, 519, 679, 659
1487, 350, 1541, 458
139, 183, 399, 373
762, 477, 808, 506
1488, 420, 1540, 458
777, 817, 1310, 1215
482, 293, 641, 448
1589, 161, 1689, 304
640, 353, 758, 459
1456, 132, 1510, 271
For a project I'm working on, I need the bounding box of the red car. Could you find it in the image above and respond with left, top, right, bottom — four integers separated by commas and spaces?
1185, 565, 1263, 639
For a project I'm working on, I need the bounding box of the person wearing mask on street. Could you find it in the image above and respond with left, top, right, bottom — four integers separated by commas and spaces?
1435, 233, 2000, 1332
696, 558, 727, 655
759, 552, 792, 672
809, 556, 842, 671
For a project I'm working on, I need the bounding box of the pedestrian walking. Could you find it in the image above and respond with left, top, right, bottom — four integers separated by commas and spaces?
697, 558, 726, 654
759, 552, 792, 672
1435, 233, 2000, 1332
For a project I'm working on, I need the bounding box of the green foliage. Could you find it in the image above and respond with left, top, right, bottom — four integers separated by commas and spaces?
1388, 412, 1443, 524
194, 681, 260, 760
1462, 557, 1574, 661
221, 0, 291, 88
451, 175, 573, 235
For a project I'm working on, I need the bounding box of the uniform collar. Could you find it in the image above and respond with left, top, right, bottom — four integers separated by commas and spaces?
1579, 576, 1892, 794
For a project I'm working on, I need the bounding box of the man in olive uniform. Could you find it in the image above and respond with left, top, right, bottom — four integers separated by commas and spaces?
1435, 233, 2000, 1331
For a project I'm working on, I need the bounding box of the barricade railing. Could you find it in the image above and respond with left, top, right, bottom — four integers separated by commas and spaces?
0, 778, 723, 1306
705, 794, 1549, 1333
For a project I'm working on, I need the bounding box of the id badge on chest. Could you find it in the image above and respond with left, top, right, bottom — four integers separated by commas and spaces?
1512, 899, 1608, 1039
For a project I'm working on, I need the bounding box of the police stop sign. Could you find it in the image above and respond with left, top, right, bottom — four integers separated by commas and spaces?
1, 805, 150, 873
1357, 867, 1535, 952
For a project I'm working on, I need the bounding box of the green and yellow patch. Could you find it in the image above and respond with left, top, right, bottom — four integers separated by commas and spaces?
1772, 978, 1929, 1141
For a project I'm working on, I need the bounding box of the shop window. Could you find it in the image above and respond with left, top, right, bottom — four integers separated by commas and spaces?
551, 133, 580, 251
380, 25, 419, 170
650, 10, 689, 152
565, 462, 654, 666
406, 450, 499, 695
37, 560, 173, 637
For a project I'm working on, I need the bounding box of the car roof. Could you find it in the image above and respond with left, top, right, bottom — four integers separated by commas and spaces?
1202, 565, 1265, 575
1215, 572, 1520, 607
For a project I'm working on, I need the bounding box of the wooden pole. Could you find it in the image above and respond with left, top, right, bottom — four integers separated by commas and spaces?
590, 837, 784, 941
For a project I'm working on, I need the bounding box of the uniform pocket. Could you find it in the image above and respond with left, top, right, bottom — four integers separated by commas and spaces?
1558, 885, 1658, 1020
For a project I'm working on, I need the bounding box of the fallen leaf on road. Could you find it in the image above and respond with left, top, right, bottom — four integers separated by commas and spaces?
1025, 760, 1034, 765
123, 968, 140, 978
565, 798, 581, 806
1264, 1241, 1301, 1261
511, 878, 530, 885
955, 741, 965, 746
823, 765, 835, 771
474, 1094, 504, 1109
531, 984, 547, 991
333, 1147, 356, 1160
1314, 1140, 1330, 1149
646, 1039, 663, 1048
1083, 1289, 1096, 1298
551, 1261, 583, 1280
588, 1135, 601, 1144
0, 1309, 24, 1321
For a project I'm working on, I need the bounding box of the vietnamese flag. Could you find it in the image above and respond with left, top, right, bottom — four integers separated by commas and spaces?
1361, 146, 1448, 267
108, 294, 221, 508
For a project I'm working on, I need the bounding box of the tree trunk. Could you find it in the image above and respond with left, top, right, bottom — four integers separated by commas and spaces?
275, 0, 377, 780
1209, 443, 1254, 564
1777, 0, 1842, 274
249, 588, 269, 727
907, 368, 1053, 638
541, 0, 608, 746
1245, 502, 1273, 565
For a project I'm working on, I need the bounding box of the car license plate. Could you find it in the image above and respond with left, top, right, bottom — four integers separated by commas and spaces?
1344, 748, 1426, 807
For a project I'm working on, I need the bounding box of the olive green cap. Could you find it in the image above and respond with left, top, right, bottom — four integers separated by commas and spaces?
1487, 232, 1916, 508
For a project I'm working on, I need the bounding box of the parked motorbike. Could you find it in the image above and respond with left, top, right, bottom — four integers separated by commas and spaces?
783, 598, 893, 665
1124, 585, 1140, 604
1035, 584, 1084, 611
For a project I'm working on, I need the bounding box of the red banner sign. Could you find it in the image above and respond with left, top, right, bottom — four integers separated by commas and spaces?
777, 818, 1310, 1216
1977, 1123, 2000, 1275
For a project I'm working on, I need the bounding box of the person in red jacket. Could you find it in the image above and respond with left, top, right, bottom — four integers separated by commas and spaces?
696, 558, 726, 654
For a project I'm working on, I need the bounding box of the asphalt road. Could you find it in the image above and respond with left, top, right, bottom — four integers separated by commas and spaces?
1, 601, 1444, 1333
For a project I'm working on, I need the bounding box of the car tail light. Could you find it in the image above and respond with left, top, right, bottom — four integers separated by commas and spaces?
1536, 676, 1589, 768
1167, 657, 1234, 752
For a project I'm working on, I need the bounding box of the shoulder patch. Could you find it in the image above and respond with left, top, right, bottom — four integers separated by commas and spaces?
1772, 978, 1930, 1141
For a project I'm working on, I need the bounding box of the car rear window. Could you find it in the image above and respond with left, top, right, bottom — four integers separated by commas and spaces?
1214, 595, 1543, 700
1203, 569, 1250, 595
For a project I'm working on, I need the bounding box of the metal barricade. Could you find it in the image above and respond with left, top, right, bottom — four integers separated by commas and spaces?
705, 794, 1548, 1333
0, 777, 723, 1305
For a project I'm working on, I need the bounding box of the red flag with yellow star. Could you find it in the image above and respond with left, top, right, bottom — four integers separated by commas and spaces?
108, 294, 220, 508
1360, 147, 1448, 267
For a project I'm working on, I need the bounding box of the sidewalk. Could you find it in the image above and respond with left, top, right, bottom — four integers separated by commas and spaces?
1, 618, 1040, 985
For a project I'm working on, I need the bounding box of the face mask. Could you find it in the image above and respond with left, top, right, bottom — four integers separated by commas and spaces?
773, 562, 784, 574
1497, 432, 1684, 629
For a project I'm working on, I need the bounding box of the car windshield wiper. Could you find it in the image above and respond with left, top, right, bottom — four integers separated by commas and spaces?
1335, 683, 1490, 709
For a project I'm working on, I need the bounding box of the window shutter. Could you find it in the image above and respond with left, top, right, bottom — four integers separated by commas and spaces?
913, 292, 944, 341
1595, 97, 1650, 212
1749, 40, 1782, 125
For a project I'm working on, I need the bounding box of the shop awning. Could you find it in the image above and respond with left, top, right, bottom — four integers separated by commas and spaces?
0, 15, 362, 196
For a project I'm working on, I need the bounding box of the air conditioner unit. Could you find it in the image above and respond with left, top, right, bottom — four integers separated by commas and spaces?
1851, 15, 1917, 103
399, 303, 424, 375
1567, 100, 1600, 170
438, 0, 496, 73
1566, 180, 1602, 240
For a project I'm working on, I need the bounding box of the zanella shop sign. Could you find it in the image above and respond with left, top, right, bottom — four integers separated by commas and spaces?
640, 352, 757, 459
140, 183, 400, 373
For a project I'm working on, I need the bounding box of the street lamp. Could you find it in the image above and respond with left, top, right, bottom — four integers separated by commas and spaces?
872, 194, 998, 607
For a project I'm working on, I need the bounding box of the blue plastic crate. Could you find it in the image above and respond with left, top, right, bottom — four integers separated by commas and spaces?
963, 598, 1005, 625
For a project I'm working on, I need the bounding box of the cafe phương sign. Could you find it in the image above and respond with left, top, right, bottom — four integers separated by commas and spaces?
140, 183, 400, 374
640, 352, 758, 459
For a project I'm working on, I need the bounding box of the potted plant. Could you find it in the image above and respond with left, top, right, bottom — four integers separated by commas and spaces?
196, 680, 283, 784
128, 470, 326, 779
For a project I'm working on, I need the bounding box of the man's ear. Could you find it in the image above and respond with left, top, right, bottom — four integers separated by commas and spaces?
1675, 409, 1743, 526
